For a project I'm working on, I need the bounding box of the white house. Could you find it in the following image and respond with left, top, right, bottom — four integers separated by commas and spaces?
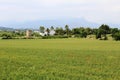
49, 30, 55, 36
39, 32, 48, 36
39, 30, 55, 36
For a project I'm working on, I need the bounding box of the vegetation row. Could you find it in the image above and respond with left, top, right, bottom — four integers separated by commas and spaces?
0, 24, 120, 40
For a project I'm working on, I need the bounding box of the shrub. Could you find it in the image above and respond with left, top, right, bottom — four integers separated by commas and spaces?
2, 33, 13, 39
42, 35, 68, 39
112, 32, 120, 41
96, 32, 101, 39
74, 34, 81, 38
74, 33, 87, 38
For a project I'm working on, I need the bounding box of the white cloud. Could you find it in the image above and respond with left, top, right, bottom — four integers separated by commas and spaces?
0, 0, 120, 24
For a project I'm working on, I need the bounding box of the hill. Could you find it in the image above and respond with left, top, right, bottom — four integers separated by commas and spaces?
0, 26, 15, 31
0, 18, 119, 29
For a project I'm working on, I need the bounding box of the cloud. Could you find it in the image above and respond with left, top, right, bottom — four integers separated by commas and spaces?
0, 0, 120, 24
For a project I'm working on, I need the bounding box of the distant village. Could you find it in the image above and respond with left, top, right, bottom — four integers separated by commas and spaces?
26, 29, 55, 38
0, 24, 120, 41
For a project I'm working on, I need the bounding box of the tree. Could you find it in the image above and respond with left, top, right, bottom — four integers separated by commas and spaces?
92, 28, 98, 35
97, 24, 110, 40
80, 31, 87, 38
79, 27, 87, 38
1, 33, 12, 39
111, 28, 119, 37
46, 28, 50, 36
65, 25, 70, 36
99, 24, 110, 34
112, 32, 120, 41
50, 26, 54, 30
32, 32, 40, 37
55, 27, 64, 35
85, 27, 93, 35
40, 26, 45, 33
72, 27, 87, 38
96, 30, 101, 39
72, 28, 80, 34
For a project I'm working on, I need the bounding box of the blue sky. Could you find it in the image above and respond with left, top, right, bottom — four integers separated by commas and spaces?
0, 0, 120, 25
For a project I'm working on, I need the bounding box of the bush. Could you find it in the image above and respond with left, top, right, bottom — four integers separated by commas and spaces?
99, 35, 108, 40
74, 34, 81, 38
96, 32, 101, 39
103, 35, 108, 40
2, 33, 13, 39
42, 35, 68, 39
112, 32, 120, 41
80, 32, 87, 38
74, 33, 87, 38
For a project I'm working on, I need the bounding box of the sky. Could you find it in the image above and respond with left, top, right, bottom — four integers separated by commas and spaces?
0, 0, 120, 27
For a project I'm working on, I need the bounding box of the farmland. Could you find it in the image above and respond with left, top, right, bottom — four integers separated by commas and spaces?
0, 38, 120, 80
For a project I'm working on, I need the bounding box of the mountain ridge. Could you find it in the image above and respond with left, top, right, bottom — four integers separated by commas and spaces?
0, 18, 119, 29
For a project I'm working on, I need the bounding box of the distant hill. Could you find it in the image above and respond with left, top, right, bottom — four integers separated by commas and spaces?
0, 26, 15, 31
0, 18, 120, 29
11, 18, 101, 29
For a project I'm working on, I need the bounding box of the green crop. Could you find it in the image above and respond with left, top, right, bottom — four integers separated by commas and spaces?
0, 38, 120, 80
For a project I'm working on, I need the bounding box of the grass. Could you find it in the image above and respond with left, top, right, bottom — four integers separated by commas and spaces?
0, 38, 120, 80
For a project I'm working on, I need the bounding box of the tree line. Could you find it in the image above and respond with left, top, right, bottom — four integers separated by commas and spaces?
39, 24, 120, 40
0, 24, 120, 40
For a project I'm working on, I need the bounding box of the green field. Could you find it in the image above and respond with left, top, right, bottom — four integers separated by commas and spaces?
0, 39, 120, 80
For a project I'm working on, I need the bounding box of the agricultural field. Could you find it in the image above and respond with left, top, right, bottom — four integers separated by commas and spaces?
0, 38, 120, 80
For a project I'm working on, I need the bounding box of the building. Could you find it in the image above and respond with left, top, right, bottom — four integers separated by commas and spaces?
49, 30, 55, 36
26, 30, 32, 38
39, 30, 55, 36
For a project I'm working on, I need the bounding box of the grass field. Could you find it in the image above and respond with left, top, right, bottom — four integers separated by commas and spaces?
0, 38, 120, 80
